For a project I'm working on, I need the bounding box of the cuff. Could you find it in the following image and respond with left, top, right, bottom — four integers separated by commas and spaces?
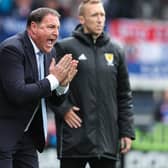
56, 84, 69, 95
46, 74, 59, 91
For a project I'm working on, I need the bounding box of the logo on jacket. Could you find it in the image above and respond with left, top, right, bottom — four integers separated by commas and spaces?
78, 54, 87, 60
104, 53, 114, 66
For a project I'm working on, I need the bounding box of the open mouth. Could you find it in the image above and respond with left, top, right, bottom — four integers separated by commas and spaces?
47, 39, 56, 47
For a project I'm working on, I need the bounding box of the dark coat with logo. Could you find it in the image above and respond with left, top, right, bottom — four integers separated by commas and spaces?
53, 25, 135, 159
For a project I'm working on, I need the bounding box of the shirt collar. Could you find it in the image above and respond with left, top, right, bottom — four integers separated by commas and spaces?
29, 36, 40, 55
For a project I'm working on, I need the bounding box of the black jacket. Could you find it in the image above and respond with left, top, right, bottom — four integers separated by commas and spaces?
53, 25, 135, 159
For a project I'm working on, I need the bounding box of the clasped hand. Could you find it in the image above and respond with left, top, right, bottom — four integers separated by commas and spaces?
49, 54, 78, 86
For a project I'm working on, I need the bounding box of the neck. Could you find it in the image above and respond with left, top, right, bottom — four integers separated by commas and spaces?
92, 35, 98, 43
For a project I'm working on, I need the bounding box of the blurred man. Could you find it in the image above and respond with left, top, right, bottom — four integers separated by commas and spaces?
155, 89, 168, 123
0, 7, 78, 168
53, 0, 135, 168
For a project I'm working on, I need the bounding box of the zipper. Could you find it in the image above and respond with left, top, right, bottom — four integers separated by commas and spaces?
93, 43, 102, 158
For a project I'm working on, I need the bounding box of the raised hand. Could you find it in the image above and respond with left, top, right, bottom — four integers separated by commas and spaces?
49, 54, 72, 83
60, 59, 79, 86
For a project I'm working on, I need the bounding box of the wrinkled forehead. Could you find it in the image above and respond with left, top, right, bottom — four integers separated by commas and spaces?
79, 0, 104, 15
83, 2, 105, 15
41, 13, 60, 23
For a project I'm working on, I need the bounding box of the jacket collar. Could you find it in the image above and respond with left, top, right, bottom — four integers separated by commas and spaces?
72, 24, 110, 46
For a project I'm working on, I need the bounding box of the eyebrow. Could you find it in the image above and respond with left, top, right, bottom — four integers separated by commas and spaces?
83, 0, 101, 4
83, 0, 89, 3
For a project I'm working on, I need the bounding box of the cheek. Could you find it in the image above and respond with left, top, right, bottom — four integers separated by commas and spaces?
102, 18, 105, 23
87, 20, 95, 27
38, 32, 47, 41
35, 34, 46, 48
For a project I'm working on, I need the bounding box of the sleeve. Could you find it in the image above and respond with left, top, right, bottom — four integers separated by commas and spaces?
0, 45, 51, 105
116, 45, 135, 140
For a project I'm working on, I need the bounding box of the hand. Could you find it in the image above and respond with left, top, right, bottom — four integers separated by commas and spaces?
120, 137, 132, 154
64, 106, 82, 128
49, 54, 72, 83
60, 59, 78, 86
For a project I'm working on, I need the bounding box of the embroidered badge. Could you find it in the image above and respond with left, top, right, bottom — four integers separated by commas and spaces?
104, 53, 114, 66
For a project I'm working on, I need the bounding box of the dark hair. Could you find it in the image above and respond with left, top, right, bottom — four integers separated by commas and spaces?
26, 7, 60, 27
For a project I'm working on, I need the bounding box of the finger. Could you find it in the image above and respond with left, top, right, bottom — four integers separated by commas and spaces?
69, 121, 80, 128
68, 64, 78, 81
68, 110, 82, 124
49, 58, 56, 68
71, 59, 79, 66
69, 70, 78, 82
58, 54, 72, 69
120, 139, 124, 150
71, 112, 82, 124
65, 120, 73, 128
68, 60, 78, 71
120, 139, 131, 154
68, 111, 82, 128
66, 60, 78, 76
121, 145, 129, 154
59, 58, 76, 78
58, 54, 72, 64
51, 57, 56, 64
64, 108, 82, 128
65, 117, 81, 128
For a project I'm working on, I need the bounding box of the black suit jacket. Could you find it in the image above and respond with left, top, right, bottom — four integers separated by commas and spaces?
0, 31, 64, 152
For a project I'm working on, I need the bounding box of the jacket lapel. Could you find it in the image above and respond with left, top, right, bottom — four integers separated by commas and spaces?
44, 49, 56, 76
22, 31, 38, 80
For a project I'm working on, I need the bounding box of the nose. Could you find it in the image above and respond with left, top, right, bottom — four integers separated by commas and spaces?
97, 15, 103, 23
53, 28, 59, 37
97, 13, 105, 22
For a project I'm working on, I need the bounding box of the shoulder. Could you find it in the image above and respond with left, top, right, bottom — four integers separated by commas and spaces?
107, 38, 124, 52
55, 37, 79, 53
56, 37, 77, 47
110, 39, 125, 58
0, 32, 25, 53
48, 47, 56, 57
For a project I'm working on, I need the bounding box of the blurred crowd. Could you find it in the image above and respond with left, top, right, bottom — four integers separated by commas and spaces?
1, 0, 168, 19
0, 0, 168, 41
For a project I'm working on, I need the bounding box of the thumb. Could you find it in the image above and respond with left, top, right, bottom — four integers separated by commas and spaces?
50, 58, 56, 66
120, 138, 126, 149
72, 106, 80, 112
49, 58, 56, 70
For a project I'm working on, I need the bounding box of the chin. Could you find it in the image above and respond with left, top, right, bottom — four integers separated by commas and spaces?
95, 31, 102, 35
94, 33, 101, 37
45, 48, 52, 53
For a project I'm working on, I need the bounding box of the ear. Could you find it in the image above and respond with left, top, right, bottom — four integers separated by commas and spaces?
30, 21, 38, 35
78, 16, 85, 25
